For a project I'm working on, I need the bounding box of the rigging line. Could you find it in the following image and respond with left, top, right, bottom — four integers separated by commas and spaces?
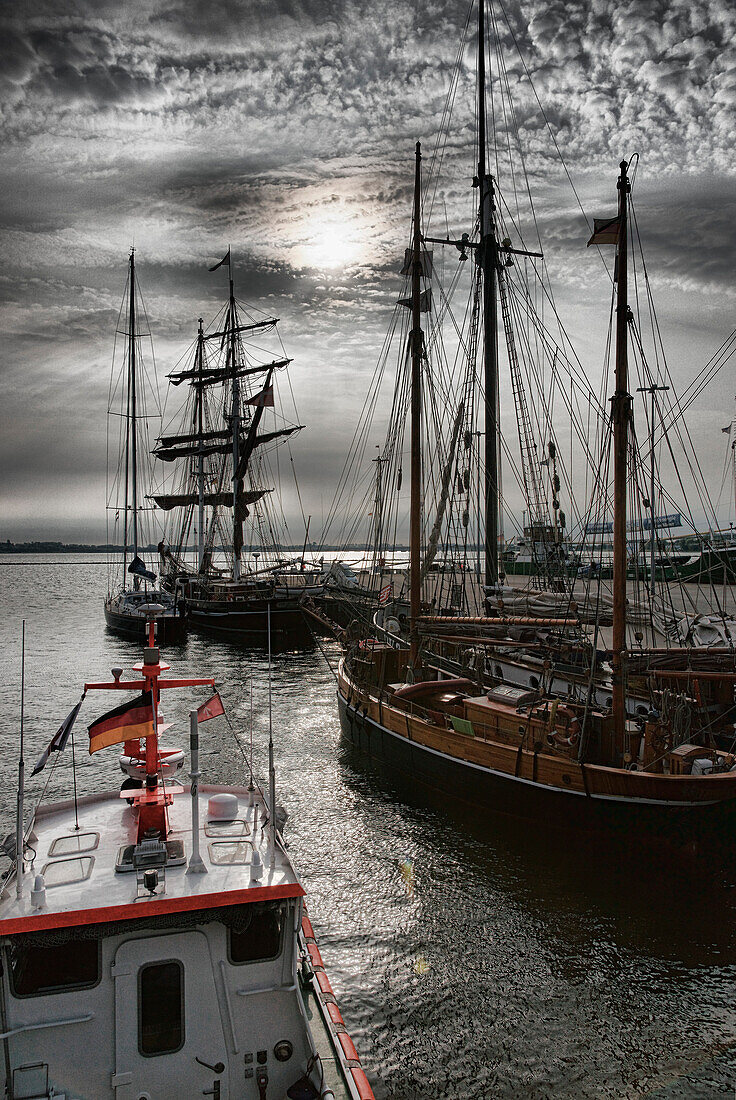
494, 0, 613, 286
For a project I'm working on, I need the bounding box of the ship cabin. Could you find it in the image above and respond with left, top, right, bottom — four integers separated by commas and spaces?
0, 778, 360, 1100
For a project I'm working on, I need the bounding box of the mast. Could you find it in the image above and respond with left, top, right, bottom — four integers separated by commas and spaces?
611, 159, 632, 751
409, 141, 423, 667
129, 250, 140, 582
121, 248, 136, 576
477, 0, 500, 588
196, 318, 205, 573
229, 263, 242, 582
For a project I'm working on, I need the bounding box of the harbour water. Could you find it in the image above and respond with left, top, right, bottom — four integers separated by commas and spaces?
2, 555, 736, 1097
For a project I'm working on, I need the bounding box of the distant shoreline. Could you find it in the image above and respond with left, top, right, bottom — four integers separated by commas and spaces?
0, 541, 406, 554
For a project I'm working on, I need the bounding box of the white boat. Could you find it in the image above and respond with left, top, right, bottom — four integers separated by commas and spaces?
0, 624, 373, 1099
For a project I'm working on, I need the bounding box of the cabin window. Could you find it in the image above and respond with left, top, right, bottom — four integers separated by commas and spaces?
228, 902, 284, 964
138, 961, 184, 1056
9, 936, 100, 997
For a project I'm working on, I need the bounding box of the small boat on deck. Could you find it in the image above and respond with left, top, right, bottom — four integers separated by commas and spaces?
0, 624, 373, 1099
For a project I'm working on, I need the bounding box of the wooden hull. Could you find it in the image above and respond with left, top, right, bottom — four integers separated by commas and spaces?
337, 670, 736, 857
104, 604, 187, 644
186, 596, 312, 644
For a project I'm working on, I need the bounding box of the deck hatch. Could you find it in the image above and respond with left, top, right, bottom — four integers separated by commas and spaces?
204, 818, 250, 837
41, 855, 94, 887
49, 831, 99, 857
208, 840, 253, 864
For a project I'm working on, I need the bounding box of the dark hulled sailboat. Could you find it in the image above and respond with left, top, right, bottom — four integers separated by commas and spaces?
155, 253, 319, 644
104, 251, 186, 644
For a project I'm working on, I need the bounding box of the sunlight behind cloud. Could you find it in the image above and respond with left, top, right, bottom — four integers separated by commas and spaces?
294, 214, 365, 271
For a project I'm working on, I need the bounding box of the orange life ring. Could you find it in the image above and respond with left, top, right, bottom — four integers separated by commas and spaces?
552, 705, 581, 747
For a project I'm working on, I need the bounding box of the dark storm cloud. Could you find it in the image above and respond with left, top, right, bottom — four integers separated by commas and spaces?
0, 0, 734, 539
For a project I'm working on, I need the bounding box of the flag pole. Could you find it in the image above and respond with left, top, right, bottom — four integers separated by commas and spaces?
16, 621, 26, 900
186, 710, 207, 875
70, 724, 80, 831
267, 604, 276, 868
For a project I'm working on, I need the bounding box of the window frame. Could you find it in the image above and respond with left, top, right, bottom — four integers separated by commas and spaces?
137, 958, 185, 1058
8, 937, 102, 999
226, 901, 286, 966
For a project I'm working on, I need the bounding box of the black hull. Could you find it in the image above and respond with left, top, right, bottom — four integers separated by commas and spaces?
186, 597, 312, 645
337, 691, 736, 860
317, 589, 380, 630
104, 606, 187, 644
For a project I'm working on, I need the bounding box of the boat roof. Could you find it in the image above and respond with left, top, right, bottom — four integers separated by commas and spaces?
0, 781, 303, 938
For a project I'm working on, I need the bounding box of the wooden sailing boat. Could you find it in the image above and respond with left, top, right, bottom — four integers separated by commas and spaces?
336, 97, 736, 854
104, 251, 186, 644
316, 0, 736, 728
154, 253, 320, 644
0, 621, 374, 1098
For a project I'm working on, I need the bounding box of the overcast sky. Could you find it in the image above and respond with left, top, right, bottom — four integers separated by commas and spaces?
1, 0, 734, 543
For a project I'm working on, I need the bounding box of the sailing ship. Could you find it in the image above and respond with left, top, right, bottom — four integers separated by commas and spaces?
154, 252, 320, 644
104, 250, 186, 644
0, 622, 374, 1099
333, 0, 736, 856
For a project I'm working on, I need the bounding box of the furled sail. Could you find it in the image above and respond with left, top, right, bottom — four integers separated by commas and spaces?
168, 357, 291, 387
154, 439, 240, 462
203, 318, 278, 342
421, 401, 465, 581
252, 424, 304, 449
155, 424, 302, 463
149, 489, 271, 511
157, 428, 231, 448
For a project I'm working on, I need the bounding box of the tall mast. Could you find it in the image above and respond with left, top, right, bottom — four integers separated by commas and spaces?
409, 141, 423, 667
477, 0, 500, 588
611, 159, 632, 750
229, 264, 241, 582
123, 249, 140, 583
196, 317, 205, 572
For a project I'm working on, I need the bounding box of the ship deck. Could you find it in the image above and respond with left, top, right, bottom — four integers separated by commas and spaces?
0, 781, 303, 936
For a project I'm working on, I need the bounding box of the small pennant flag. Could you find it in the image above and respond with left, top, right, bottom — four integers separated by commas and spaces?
246, 384, 274, 408
32, 696, 85, 775
587, 215, 620, 247
127, 555, 156, 582
209, 248, 231, 272
88, 691, 154, 755
379, 582, 392, 605
197, 691, 225, 723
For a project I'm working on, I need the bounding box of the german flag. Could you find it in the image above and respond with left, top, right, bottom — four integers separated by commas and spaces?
88, 691, 155, 755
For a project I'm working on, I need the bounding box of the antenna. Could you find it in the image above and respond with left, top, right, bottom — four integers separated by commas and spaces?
267, 604, 276, 868
16, 621, 26, 899
248, 657, 254, 790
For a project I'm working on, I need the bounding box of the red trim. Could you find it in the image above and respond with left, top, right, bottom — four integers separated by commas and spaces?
308, 942, 324, 969
301, 913, 316, 940
85, 677, 215, 691
337, 1032, 360, 1062
326, 1002, 344, 1026
350, 1067, 376, 1100
316, 970, 334, 996
0, 883, 305, 937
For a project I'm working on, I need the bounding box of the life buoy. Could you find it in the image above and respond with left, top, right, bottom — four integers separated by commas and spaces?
552, 705, 581, 747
